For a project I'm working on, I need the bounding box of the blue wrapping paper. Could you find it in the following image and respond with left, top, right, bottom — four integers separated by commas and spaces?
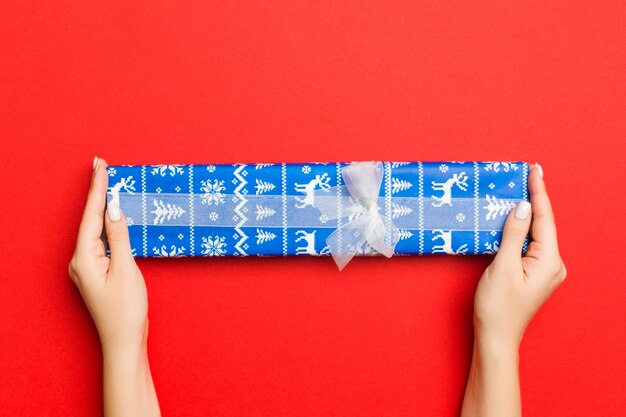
105, 161, 530, 257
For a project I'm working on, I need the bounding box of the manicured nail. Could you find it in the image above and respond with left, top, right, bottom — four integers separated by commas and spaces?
534, 162, 543, 178
93, 156, 99, 171
107, 203, 121, 221
515, 201, 532, 220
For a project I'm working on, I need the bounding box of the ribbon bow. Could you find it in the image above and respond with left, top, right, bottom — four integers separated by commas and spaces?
312, 161, 399, 271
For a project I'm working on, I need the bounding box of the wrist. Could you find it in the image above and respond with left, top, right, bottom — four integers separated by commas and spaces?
473, 329, 520, 367
473, 316, 523, 357
464, 324, 522, 417
99, 319, 150, 360
102, 338, 147, 364
101, 330, 149, 363
102, 340, 150, 389
101, 329, 158, 417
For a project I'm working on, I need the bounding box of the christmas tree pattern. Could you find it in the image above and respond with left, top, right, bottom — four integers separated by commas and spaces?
151, 199, 186, 225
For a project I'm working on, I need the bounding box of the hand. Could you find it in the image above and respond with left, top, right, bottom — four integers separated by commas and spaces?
68, 157, 148, 355
69, 158, 159, 417
474, 163, 567, 351
461, 163, 567, 417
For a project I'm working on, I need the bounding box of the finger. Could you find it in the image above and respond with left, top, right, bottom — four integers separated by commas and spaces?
104, 201, 135, 269
494, 200, 532, 264
76, 157, 109, 254
528, 163, 559, 253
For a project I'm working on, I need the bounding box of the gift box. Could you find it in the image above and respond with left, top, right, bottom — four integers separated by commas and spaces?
105, 161, 530, 268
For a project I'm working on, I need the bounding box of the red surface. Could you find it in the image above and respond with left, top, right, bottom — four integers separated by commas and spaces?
1, 1, 625, 415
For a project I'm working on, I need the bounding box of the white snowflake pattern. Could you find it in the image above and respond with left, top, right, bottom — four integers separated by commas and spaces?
302, 165, 311, 174
489, 183, 495, 189
177, 233, 184, 240
155, 187, 162, 193
206, 165, 216, 173
484, 162, 519, 172
508, 181, 515, 188
209, 212, 219, 221
175, 185, 181, 192
152, 245, 185, 257
158, 234, 165, 241
319, 214, 328, 224
151, 165, 184, 177
439, 164, 449, 173
456, 213, 466, 222
200, 179, 226, 206
484, 241, 500, 254
107, 167, 117, 177
126, 217, 134, 226
201, 235, 227, 256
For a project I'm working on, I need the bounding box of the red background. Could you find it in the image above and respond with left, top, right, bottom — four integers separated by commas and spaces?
1, 1, 625, 415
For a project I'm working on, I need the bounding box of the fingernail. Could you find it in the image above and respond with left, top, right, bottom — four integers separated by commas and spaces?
515, 201, 532, 220
93, 156, 99, 171
534, 162, 543, 178
107, 203, 121, 221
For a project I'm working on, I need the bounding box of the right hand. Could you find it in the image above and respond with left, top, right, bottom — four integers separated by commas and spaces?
473, 163, 567, 350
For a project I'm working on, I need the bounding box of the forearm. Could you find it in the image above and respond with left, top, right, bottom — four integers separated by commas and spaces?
102, 342, 160, 417
461, 335, 521, 417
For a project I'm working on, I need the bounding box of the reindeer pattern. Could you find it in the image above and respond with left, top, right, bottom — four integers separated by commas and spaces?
431, 172, 469, 207
294, 173, 332, 209
294, 230, 330, 256
107, 177, 136, 207
431, 230, 469, 255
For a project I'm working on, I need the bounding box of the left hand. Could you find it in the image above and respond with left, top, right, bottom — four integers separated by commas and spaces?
68, 157, 149, 354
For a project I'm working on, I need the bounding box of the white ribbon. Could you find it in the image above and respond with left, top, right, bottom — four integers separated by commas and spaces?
312, 161, 399, 271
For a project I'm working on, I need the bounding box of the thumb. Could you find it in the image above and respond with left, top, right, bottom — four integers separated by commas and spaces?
494, 200, 532, 263
104, 202, 134, 267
